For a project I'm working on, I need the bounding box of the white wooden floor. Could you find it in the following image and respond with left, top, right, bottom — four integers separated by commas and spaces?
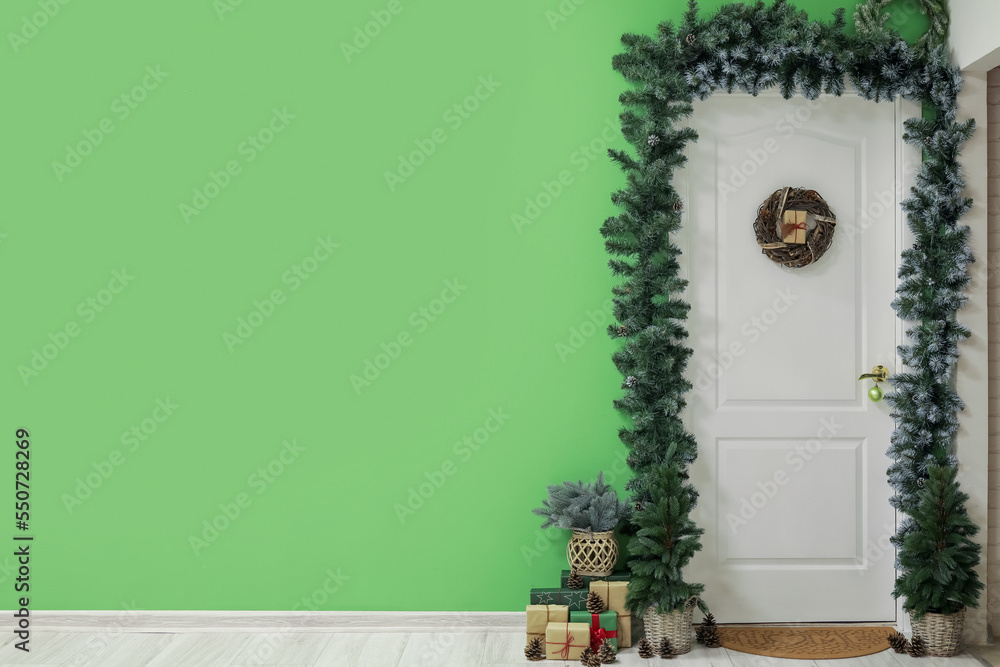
0, 631, 989, 667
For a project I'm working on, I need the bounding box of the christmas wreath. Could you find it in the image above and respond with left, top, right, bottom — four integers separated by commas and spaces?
754, 187, 836, 268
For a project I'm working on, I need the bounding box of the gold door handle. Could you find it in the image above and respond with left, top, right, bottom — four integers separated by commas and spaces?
858, 365, 888, 402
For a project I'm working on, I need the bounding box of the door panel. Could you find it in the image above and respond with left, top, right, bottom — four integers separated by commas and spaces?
678, 93, 899, 623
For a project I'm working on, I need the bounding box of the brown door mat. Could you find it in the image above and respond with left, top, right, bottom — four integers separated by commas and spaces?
717, 625, 895, 660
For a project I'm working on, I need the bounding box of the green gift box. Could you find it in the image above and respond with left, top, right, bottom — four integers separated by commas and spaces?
528, 588, 588, 611
559, 569, 630, 588
569, 610, 618, 651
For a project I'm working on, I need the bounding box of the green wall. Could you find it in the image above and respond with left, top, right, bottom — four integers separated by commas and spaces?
2, 0, 926, 611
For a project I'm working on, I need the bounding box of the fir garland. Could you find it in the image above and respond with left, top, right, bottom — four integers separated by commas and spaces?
606, 0, 979, 615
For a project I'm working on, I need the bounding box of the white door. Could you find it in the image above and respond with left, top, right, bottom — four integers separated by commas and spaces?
677, 91, 913, 623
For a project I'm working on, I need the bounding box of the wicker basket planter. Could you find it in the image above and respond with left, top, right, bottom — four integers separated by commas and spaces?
909, 606, 966, 657
566, 530, 618, 576
643, 597, 698, 655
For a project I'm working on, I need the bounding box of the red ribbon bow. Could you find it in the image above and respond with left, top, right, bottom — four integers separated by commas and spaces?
587, 613, 618, 652
781, 221, 807, 237
546, 624, 587, 659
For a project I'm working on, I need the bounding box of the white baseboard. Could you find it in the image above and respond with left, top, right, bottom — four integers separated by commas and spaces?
28, 610, 525, 633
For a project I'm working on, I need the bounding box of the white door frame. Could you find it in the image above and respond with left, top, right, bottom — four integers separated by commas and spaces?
952, 70, 990, 646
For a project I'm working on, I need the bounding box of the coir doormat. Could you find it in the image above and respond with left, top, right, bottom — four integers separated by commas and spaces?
717, 626, 895, 660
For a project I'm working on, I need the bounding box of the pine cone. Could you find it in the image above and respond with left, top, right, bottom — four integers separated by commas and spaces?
686, 33, 696, 45
637, 637, 655, 658
586, 652, 602, 667
700, 612, 721, 648
567, 569, 584, 590
658, 637, 675, 658
579, 647, 595, 665
586, 590, 605, 614
673, 201, 683, 212
908, 635, 926, 658
617, 325, 629, 337
598, 639, 617, 663
622, 375, 637, 389
524, 636, 545, 661
887, 630, 908, 654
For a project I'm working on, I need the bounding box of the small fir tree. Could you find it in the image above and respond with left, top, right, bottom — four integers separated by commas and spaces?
624, 463, 704, 614
893, 464, 983, 618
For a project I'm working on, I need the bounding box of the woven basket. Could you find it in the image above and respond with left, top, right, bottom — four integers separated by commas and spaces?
910, 606, 965, 657
643, 597, 697, 655
566, 530, 618, 576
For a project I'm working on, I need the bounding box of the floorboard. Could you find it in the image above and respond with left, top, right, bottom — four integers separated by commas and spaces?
313, 632, 409, 667
0, 632, 99, 664
144, 632, 253, 666
396, 632, 487, 667
63, 632, 177, 667
887, 649, 986, 667
0, 627, 984, 666
230, 632, 333, 665
725, 646, 819, 667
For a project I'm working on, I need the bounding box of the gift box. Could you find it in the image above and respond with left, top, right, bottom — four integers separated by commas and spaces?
781, 209, 807, 244
544, 621, 590, 660
589, 580, 628, 615
529, 588, 588, 611
559, 569, 629, 588
570, 610, 618, 652
526, 604, 568, 646
617, 612, 632, 648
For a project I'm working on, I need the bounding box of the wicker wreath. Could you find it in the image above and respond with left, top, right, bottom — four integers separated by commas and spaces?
754, 187, 836, 269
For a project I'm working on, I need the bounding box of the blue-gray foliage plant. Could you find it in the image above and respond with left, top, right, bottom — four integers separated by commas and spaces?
532, 472, 632, 533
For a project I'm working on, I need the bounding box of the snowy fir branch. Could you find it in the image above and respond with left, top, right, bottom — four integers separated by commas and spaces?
532, 471, 632, 533
607, 0, 978, 614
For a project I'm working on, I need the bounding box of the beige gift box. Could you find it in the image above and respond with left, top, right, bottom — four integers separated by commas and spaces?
781, 209, 807, 244
617, 612, 632, 648
589, 580, 628, 615
525, 604, 568, 646
544, 622, 590, 660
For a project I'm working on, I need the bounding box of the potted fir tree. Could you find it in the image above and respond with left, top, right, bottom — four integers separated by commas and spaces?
893, 464, 983, 656
532, 472, 631, 576
625, 463, 705, 654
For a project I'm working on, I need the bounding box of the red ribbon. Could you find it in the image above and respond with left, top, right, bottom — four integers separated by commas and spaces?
587, 613, 618, 652
546, 624, 587, 659
781, 221, 806, 239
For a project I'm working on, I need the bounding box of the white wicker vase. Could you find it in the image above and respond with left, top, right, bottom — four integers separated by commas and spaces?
566, 530, 618, 577
643, 597, 697, 655
909, 606, 966, 657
